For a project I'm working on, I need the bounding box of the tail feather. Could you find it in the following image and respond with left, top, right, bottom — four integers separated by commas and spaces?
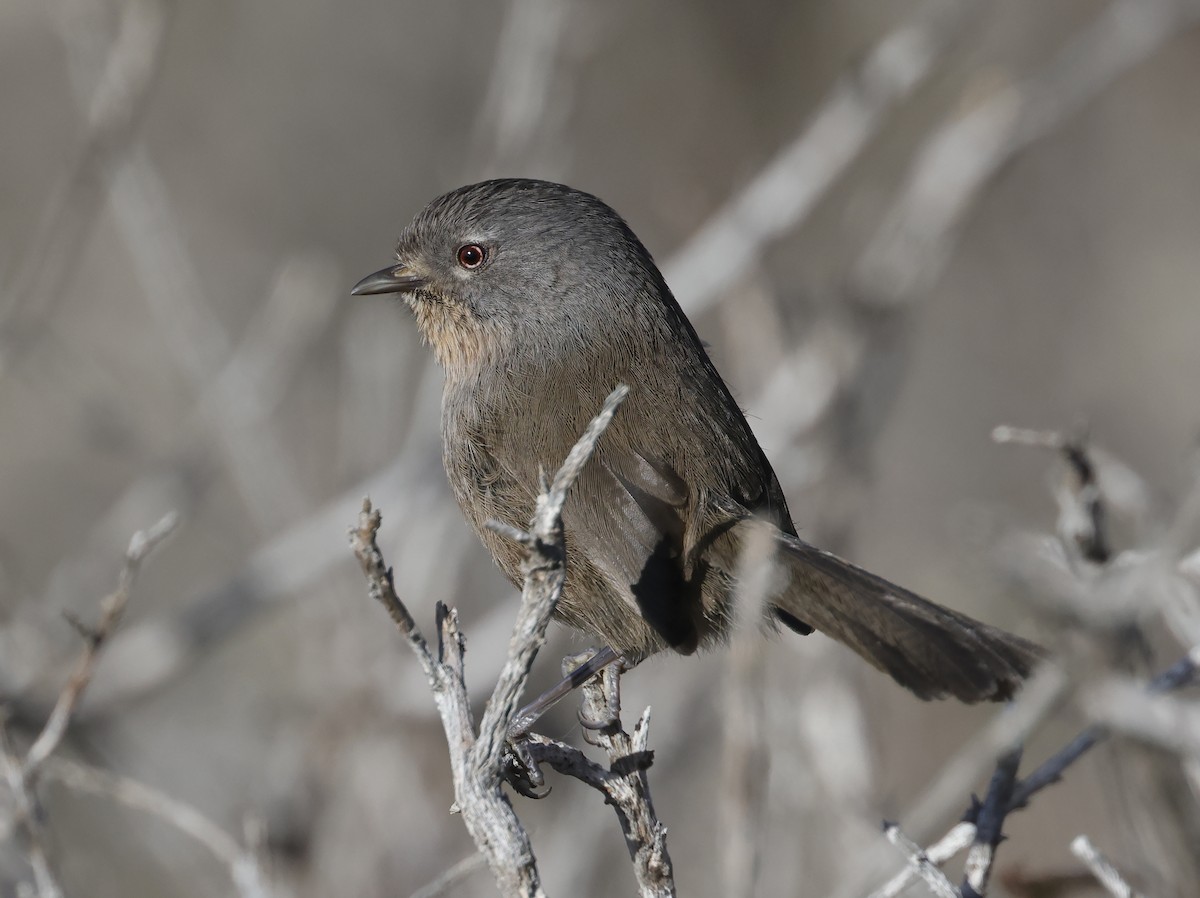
771, 532, 1040, 702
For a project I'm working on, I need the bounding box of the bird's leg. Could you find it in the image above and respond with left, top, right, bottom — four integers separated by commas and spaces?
507, 645, 622, 738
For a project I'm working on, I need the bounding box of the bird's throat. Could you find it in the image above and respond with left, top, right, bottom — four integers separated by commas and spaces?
408, 293, 495, 374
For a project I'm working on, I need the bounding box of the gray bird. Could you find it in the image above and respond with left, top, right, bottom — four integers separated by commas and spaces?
353, 178, 1038, 703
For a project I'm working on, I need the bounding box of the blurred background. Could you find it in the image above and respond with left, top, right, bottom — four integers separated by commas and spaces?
2, 0, 1200, 895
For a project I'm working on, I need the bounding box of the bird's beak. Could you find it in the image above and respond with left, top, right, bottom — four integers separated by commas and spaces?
350, 264, 428, 296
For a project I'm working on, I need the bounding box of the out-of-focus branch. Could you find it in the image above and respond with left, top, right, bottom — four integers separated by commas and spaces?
1007, 652, 1198, 811
846, 664, 1065, 898
0, 726, 62, 898
993, 426, 1112, 566
863, 423, 1200, 898
0, 0, 169, 337
349, 386, 631, 898
721, 523, 776, 898
44, 758, 273, 898
1070, 835, 1142, 898
880, 822, 960, 898
0, 513, 178, 898
853, 0, 1200, 308
12, 0, 325, 537
407, 852, 489, 898
866, 823, 976, 898
23, 512, 177, 775
960, 745, 1022, 898
1080, 664, 1200, 761
666, 0, 971, 317
472, 0, 575, 176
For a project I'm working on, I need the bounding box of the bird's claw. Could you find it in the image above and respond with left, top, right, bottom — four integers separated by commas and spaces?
502, 737, 551, 799
570, 653, 624, 739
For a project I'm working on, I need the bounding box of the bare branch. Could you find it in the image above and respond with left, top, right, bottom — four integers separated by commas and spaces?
577, 673, 674, 898
1, 512, 177, 898
866, 822, 977, 898
721, 522, 776, 898
0, 724, 63, 898
881, 822, 960, 898
1, 0, 169, 334
407, 852, 489, 898
23, 512, 178, 775
44, 758, 272, 898
1070, 835, 1142, 898
666, 0, 970, 317
524, 667, 675, 898
350, 386, 631, 898
961, 745, 1022, 898
349, 501, 438, 683
854, 0, 1200, 308
1007, 650, 1198, 811
993, 425, 1110, 564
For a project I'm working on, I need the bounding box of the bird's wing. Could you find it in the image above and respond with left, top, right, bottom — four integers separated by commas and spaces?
561, 448, 703, 652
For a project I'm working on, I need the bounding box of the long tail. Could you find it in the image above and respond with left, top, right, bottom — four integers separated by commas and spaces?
770, 532, 1040, 702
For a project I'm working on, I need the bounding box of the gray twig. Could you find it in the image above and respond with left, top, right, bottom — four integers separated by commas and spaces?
44, 758, 272, 898
854, 0, 1200, 308
23, 513, 178, 775
1070, 835, 1142, 898
881, 822, 961, 898
666, 0, 970, 317
721, 522, 776, 898
523, 673, 675, 898
866, 822, 976, 898
407, 852, 490, 898
1, 513, 179, 898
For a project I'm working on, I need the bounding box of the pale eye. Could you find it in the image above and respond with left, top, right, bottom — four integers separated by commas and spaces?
456, 244, 486, 269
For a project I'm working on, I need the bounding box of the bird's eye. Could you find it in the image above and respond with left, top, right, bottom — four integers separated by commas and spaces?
456, 244, 486, 269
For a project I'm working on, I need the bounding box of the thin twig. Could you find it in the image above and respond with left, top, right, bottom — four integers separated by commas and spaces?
1006, 651, 1198, 811
666, 0, 970, 317
961, 746, 1022, 898
854, 0, 1200, 308
523, 675, 675, 898
408, 852, 490, 898
866, 822, 977, 898
993, 425, 1110, 564
1, 512, 178, 898
24, 512, 178, 775
721, 522, 776, 898
349, 502, 438, 683
44, 758, 272, 898
1, 0, 170, 334
0, 724, 63, 898
882, 822, 960, 898
1070, 835, 1141, 898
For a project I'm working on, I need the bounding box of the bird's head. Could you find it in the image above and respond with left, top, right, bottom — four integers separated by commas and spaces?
351, 179, 664, 374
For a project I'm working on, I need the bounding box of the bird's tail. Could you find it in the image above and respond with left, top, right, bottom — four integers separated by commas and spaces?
769, 532, 1040, 702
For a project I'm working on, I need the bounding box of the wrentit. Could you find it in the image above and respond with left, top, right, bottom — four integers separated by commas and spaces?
353, 179, 1037, 702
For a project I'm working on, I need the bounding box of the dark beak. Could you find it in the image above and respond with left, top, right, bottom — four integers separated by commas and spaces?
350, 264, 428, 296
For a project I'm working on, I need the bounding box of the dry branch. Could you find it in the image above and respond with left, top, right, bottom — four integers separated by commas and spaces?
349, 385, 678, 898
1070, 835, 1142, 898
524, 672, 675, 898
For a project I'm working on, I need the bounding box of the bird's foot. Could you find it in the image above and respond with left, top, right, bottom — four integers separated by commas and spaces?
570, 653, 626, 740
502, 738, 551, 799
